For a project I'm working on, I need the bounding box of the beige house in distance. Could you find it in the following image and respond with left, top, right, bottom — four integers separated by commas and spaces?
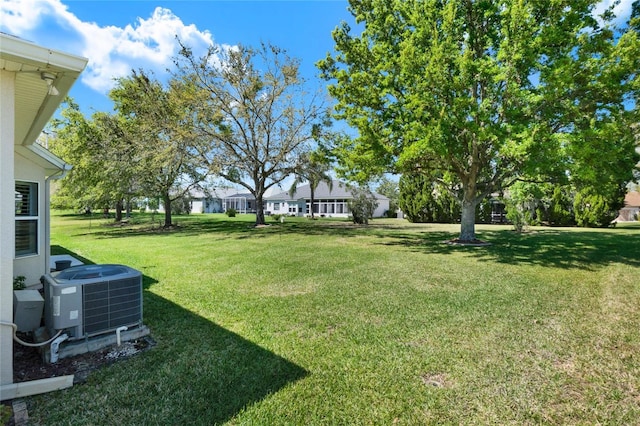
616, 191, 640, 222
1, 33, 87, 399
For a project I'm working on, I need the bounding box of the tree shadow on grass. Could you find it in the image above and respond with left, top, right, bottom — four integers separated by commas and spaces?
84, 215, 366, 241
379, 226, 640, 270
40, 247, 308, 425
58, 213, 640, 270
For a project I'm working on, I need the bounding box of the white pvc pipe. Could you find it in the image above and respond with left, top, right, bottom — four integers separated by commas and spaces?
49, 333, 69, 363
116, 326, 128, 346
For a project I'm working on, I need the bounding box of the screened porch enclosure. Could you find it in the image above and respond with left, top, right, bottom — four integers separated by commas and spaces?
222, 196, 256, 214
308, 199, 351, 215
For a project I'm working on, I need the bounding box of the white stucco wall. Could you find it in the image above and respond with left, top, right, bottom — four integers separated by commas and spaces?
1, 70, 16, 385
373, 199, 390, 218
191, 200, 204, 214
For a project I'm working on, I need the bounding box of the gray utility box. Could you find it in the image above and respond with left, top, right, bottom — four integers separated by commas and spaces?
43, 264, 143, 340
13, 290, 44, 332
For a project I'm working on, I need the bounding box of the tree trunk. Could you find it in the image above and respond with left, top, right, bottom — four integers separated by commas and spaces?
310, 188, 315, 219
163, 194, 172, 227
255, 196, 265, 225
459, 199, 477, 241
115, 199, 123, 222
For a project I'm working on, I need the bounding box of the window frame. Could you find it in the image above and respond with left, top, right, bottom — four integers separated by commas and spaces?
15, 180, 39, 258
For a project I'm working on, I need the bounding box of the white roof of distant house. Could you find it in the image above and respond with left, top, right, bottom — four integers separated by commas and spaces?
266, 180, 388, 201
190, 187, 253, 199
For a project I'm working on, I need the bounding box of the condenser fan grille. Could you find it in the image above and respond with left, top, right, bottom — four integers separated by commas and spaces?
83, 277, 142, 335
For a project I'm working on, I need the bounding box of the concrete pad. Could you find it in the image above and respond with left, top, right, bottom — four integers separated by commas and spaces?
46, 325, 151, 362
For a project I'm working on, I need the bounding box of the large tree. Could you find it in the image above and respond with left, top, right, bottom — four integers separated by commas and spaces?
110, 70, 211, 227
318, 0, 639, 241
50, 100, 141, 220
49, 99, 104, 210
176, 42, 327, 225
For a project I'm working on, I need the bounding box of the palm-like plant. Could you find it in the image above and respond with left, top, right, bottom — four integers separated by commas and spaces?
289, 151, 333, 219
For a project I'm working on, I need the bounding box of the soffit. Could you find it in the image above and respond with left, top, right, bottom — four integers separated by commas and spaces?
0, 33, 88, 147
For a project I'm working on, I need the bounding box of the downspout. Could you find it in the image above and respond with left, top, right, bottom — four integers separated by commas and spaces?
44, 164, 71, 275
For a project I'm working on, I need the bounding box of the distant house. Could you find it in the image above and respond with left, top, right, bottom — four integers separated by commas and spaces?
1, 34, 87, 397
616, 191, 640, 222
189, 188, 256, 214
151, 188, 256, 215
189, 188, 230, 213
265, 180, 390, 218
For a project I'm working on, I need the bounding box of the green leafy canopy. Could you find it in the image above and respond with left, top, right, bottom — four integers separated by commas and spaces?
318, 0, 639, 240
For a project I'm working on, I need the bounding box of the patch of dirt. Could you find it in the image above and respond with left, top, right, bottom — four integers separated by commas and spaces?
420, 372, 452, 388
12, 335, 155, 384
3, 336, 154, 426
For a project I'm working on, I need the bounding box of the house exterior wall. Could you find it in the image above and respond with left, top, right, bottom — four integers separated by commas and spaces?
190, 198, 224, 214
267, 200, 306, 216
619, 207, 639, 221
13, 152, 50, 286
373, 199, 390, 218
1, 33, 88, 395
1, 69, 16, 386
191, 200, 204, 214
208, 199, 223, 213
268, 200, 310, 216
266, 198, 390, 218
158, 198, 226, 214
615, 192, 640, 222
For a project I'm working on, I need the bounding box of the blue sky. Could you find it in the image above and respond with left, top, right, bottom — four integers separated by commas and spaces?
0, 0, 634, 115
1, 0, 355, 114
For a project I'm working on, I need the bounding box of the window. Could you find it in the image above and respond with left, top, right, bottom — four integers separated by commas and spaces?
15, 181, 38, 257
274, 202, 280, 211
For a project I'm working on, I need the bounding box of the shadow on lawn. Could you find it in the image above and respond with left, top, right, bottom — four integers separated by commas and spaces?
44, 246, 308, 424
381, 227, 640, 270
59, 213, 640, 270
86, 214, 365, 241
139, 291, 308, 424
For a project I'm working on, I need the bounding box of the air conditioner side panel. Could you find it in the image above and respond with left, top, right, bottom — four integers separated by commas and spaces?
44, 279, 82, 332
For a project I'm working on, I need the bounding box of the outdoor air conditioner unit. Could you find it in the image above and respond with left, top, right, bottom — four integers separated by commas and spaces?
43, 264, 143, 341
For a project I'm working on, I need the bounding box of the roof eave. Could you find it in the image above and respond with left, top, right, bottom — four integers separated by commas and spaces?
1, 33, 88, 146
15, 141, 72, 176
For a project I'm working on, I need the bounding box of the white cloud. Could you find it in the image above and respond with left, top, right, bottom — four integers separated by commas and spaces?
0, 0, 218, 93
0, 0, 52, 33
72, 6, 218, 92
2, 0, 634, 94
593, 0, 635, 26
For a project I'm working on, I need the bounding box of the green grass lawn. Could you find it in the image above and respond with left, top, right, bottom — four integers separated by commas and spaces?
27, 212, 640, 425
